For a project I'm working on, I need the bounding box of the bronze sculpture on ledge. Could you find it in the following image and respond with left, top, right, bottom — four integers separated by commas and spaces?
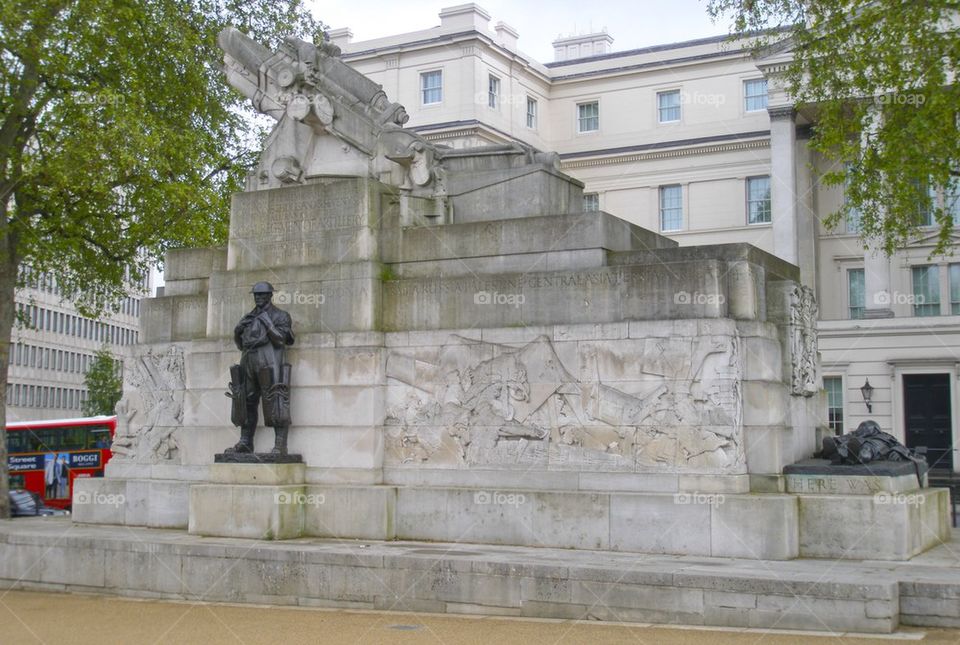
820, 420, 927, 466
218, 281, 298, 462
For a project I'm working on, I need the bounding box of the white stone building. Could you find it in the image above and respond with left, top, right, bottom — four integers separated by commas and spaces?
6, 268, 149, 421
331, 3, 959, 473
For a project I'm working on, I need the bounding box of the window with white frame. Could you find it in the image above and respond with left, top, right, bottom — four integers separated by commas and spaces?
420, 70, 442, 105
951, 263, 960, 314
823, 376, 844, 435
526, 97, 537, 129
659, 185, 682, 231
577, 102, 599, 132
848, 268, 865, 319
583, 193, 599, 212
845, 166, 862, 233
743, 79, 768, 112
488, 74, 500, 109
912, 265, 940, 316
657, 90, 681, 123
746, 176, 771, 224
948, 175, 960, 220
912, 180, 937, 226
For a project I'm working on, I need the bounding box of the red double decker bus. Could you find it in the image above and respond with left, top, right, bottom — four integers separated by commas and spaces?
6, 415, 117, 509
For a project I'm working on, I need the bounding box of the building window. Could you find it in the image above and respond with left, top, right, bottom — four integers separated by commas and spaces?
488, 74, 500, 109
583, 193, 599, 212
577, 102, 599, 133
912, 180, 937, 226
659, 185, 683, 231
948, 176, 960, 220
657, 90, 681, 123
848, 268, 865, 319
951, 264, 960, 315
526, 97, 537, 129
844, 164, 862, 233
912, 265, 940, 316
744, 79, 768, 112
746, 176, 771, 224
420, 70, 442, 105
824, 376, 844, 435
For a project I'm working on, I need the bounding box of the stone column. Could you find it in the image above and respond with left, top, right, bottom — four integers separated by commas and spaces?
863, 247, 895, 318
769, 106, 799, 266
795, 125, 817, 288
859, 101, 894, 318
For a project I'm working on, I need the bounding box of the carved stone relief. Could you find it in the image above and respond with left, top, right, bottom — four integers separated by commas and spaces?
112, 345, 185, 463
789, 285, 819, 397
385, 333, 744, 473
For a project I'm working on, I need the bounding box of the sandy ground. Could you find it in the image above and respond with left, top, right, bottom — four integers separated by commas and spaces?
1, 590, 959, 645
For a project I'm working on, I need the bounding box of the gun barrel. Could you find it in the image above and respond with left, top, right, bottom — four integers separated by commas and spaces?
218, 27, 273, 75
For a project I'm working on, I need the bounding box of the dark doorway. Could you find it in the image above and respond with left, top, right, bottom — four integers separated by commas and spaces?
903, 373, 954, 471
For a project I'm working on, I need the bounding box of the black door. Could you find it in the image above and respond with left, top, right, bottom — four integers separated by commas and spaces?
903, 373, 954, 471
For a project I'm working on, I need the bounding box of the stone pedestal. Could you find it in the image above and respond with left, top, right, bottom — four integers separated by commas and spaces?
785, 459, 951, 559
188, 463, 308, 540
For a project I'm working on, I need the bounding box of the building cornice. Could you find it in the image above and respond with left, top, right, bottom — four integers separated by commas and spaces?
341, 30, 552, 83
546, 28, 789, 68
559, 131, 770, 169
818, 317, 960, 339
550, 49, 754, 82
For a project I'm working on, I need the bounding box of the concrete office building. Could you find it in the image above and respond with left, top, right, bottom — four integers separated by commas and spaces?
6, 267, 149, 422
330, 3, 959, 472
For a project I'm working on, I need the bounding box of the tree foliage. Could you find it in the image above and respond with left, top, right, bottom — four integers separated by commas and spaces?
82, 348, 122, 417
0, 0, 321, 517
708, 0, 960, 256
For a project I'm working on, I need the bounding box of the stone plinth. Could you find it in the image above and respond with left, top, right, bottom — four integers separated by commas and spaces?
785, 458, 927, 495
98, 173, 895, 560
188, 463, 308, 540
796, 488, 951, 560
783, 459, 948, 559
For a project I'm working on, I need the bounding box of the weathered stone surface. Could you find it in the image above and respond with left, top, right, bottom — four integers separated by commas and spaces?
797, 488, 951, 560
383, 330, 746, 476
6, 518, 954, 634
189, 484, 305, 540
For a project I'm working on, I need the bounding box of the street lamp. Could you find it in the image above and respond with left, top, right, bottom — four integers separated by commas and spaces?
860, 378, 874, 413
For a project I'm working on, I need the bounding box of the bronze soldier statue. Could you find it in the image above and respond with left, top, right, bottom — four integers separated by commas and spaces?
225, 282, 294, 455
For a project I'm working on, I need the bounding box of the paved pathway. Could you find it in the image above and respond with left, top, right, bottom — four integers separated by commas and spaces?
2, 589, 959, 644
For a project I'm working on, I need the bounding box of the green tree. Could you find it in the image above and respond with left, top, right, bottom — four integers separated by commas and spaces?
0, 1, 321, 517
708, 0, 960, 255
82, 348, 122, 417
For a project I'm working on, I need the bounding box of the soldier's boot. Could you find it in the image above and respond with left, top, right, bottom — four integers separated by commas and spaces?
225, 425, 255, 453
271, 425, 289, 456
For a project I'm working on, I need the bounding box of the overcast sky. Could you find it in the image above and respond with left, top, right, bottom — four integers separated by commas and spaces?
309, 0, 729, 63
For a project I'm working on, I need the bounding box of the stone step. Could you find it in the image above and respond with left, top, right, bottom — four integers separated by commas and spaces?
5, 519, 958, 633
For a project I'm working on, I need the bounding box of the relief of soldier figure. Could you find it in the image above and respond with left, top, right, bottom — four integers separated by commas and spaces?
223, 282, 295, 457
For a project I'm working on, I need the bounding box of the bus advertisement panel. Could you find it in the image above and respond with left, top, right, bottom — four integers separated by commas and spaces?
6, 415, 117, 509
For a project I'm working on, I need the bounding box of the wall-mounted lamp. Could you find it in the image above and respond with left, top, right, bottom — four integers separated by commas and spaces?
860, 378, 874, 413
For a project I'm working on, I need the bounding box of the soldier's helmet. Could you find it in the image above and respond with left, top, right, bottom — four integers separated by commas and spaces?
251, 281, 274, 294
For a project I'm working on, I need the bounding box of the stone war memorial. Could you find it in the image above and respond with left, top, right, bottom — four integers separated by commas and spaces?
32, 27, 952, 632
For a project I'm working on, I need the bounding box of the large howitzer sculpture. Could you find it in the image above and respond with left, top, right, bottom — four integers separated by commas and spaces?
218, 27, 581, 223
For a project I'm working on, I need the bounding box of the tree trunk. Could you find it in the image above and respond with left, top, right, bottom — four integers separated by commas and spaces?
0, 227, 18, 519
